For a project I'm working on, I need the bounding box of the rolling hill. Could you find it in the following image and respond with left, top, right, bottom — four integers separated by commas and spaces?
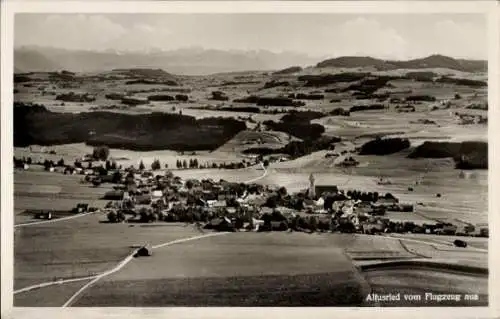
316, 54, 487, 73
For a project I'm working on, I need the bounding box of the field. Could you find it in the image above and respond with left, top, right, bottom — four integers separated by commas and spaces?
13, 61, 489, 307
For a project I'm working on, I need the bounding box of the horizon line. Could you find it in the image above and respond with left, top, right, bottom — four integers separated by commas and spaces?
14, 45, 487, 62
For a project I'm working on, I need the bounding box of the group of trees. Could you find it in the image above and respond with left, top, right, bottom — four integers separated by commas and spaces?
263, 120, 325, 140
147, 94, 189, 102
288, 93, 324, 100
349, 104, 386, 113
55, 92, 96, 103
15, 105, 247, 151
299, 72, 370, 87
233, 96, 305, 107
359, 137, 411, 156
176, 158, 199, 169
175, 158, 248, 170
244, 136, 341, 160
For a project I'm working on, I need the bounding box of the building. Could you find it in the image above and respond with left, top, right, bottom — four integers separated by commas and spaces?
308, 174, 316, 198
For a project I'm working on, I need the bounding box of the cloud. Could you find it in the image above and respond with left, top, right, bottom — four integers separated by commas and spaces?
431, 19, 486, 59
317, 17, 410, 59
15, 14, 128, 50
14, 14, 486, 60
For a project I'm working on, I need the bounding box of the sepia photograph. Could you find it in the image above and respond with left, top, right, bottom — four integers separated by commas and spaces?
2, 1, 497, 316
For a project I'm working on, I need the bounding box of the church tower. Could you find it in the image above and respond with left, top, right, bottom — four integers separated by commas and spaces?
309, 173, 316, 198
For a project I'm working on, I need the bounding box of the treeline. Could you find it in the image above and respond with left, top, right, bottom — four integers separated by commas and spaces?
105, 93, 125, 100
263, 120, 325, 140
343, 76, 396, 95
435, 76, 487, 87
405, 71, 437, 82
147, 94, 189, 102
125, 79, 179, 86
263, 80, 290, 89
262, 110, 328, 140
299, 72, 370, 86
14, 102, 246, 151
55, 92, 96, 103
349, 104, 385, 113
173, 158, 253, 170
233, 96, 305, 107
405, 95, 437, 102
280, 111, 325, 123
243, 136, 341, 159
273, 66, 302, 75
408, 141, 487, 169
288, 93, 324, 100
211, 91, 229, 101
359, 137, 411, 155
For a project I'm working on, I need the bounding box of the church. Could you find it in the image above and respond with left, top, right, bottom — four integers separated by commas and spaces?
308, 173, 339, 198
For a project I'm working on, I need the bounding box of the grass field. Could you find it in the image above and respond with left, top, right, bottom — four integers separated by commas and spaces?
13, 66, 489, 307
67, 231, 487, 307
363, 269, 487, 306
14, 170, 113, 224
73, 232, 371, 306
14, 279, 94, 307
14, 215, 204, 289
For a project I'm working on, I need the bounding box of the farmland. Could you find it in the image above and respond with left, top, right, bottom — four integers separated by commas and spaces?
12, 53, 489, 307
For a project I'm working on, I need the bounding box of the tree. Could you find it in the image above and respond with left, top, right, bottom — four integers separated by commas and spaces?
92, 146, 110, 161
164, 163, 169, 169
278, 186, 288, 197
193, 158, 199, 168
57, 158, 65, 167
139, 160, 145, 171
26, 157, 32, 165
151, 159, 161, 171
92, 177, 102, 187
105, 160, 112, 171
112, 171, 123, 184
74, 160, 82, 168
43, 159, 51, 171
107, 210, 118, 223
182, 160, 188, 169
263, 159, 270, 167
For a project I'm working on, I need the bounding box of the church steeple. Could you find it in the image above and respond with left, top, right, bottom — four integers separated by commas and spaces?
309, 173, 315, 198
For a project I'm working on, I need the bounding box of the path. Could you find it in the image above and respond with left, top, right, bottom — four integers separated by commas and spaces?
14, 232, 231, 306
14, 211, 97, 228
15, 165, 267, 295
242, 163, 268, 184
62, 232, 229, 307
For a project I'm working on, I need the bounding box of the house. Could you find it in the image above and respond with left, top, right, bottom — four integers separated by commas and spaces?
209, 200, 227, 209
206, 217, 234, 231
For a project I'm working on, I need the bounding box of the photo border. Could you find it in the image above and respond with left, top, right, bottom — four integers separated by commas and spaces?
1, 1, 499, 318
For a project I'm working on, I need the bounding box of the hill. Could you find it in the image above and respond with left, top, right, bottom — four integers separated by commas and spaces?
316, 54, 486, 73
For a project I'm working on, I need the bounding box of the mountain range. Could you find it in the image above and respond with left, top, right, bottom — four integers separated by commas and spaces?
14, 46, 321, 75
14, 46, 487, 75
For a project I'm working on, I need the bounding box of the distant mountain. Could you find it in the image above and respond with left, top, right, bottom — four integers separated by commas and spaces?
14, 46, 319, 75
14, 49, 62, 72
316, 54, 487, 73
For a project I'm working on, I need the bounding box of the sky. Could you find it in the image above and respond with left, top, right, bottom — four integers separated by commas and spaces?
14, 13, 487, 60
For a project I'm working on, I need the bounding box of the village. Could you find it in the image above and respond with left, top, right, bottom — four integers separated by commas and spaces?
13, 148, 489, 240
